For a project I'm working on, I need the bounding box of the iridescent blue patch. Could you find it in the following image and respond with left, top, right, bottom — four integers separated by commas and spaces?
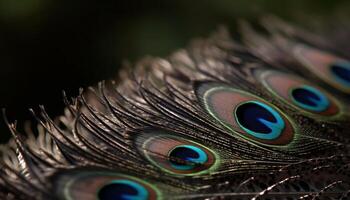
235, 101, 285, 140
290, 85, 329, 112
331, 61, 350, 87
98, 180, 148, 200
169, 145, 208, 170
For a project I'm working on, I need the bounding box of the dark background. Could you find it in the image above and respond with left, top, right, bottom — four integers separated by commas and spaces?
0, 0, 349, 142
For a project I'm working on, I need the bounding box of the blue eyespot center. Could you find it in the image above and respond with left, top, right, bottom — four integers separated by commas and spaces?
98, 180, 148, 200
235, 101, 285, 140
290, 85, 329, 112
330, 62, 350, 87
169, 145, 208, 170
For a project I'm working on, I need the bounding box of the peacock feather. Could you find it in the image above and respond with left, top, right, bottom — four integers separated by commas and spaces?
0, 16, 349, 200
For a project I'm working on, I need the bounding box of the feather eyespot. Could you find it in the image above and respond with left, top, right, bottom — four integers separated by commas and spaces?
168, 145, 208, 171
136, 132, 218, 175
290, 86, 329, 112
293, 44, 350, 93
98, 180, 149, 200
330, 61, 350, 88
197, 83, 295, 146
53, 170, 161, 200
235, 101, 285, 140
259, 70, 341, 116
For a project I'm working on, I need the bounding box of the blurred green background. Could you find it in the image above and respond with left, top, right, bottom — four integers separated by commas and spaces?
0, 0, 349, 142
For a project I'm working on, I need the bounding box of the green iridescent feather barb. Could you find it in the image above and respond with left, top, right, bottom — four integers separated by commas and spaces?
0, 17, 350, 200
